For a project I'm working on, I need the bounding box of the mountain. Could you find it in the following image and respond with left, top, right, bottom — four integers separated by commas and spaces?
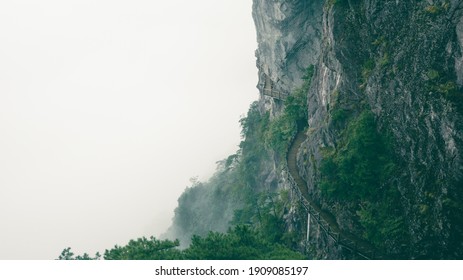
166, 0, 463, 259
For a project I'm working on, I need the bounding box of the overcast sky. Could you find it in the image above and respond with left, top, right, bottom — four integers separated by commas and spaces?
0, 0, 257, 259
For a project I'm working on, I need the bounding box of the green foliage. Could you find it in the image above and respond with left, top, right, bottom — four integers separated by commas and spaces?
320, 111, 395, 200
285, 90, 309, 124
362, 59, 375, 78
356, 201, 405, 245
183, 225, 305, 260
58, 226, 304, 260
378, 53, 390, 67
319, 110, 406, 248
57, 247, 101, 260
265, 116, 296, 154
442, 191, 463, 258
165, 102, 275, 246
426, 69, 440, 80
424, 2, 450, 15
169, 170, 246, 246
372, 36, 386, 46
103, 237, 181, 260
232, 190, 297, 247
436, 81, 457, 94
165, 66, 313, 258
239, 102, 271, 183
258, 191, 289, 243
264, 66, 313, 154
331, 107, 349, 126
426, 71, 463, 113
61, 66, 315, 261
424, 5, 441, 14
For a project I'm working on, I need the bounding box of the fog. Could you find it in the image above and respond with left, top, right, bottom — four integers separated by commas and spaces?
0, 0, 257, 259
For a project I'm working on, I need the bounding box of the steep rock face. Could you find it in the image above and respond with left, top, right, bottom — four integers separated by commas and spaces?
252, 0, 329, 255
253, 0, 323, 114
253, 0, 323, 92
456, 2, 463, 85
254, 0, 463, 259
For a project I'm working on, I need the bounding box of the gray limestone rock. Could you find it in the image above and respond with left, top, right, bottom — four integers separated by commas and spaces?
253, 0, 463, 259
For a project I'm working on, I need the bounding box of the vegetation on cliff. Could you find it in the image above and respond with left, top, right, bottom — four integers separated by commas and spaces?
58, 68, 314, 259
320, 109, 408, 252
58, 0, 463, 259
161, 66, 314, 253
58, 225, 304, 260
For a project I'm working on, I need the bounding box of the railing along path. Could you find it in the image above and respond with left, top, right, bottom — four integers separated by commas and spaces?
257, 61, 383, 259
284, 128, 383, 260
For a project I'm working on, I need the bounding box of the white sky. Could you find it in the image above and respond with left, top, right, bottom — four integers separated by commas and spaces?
0, 0, 257, 259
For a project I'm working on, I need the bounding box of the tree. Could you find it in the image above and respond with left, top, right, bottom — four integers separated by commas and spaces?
103, 237, 181, 260
182, 225, 305, 260
57, 247, 101, 260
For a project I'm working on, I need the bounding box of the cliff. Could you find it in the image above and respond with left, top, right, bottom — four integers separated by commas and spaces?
254, 0, 463, 259
165, 0, 463, 259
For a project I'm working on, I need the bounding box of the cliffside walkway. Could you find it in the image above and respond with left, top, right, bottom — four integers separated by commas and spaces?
260, 73, 287, 100
257, 62, 288, 100
284, 128, 383, 259
257, 60, 381, 258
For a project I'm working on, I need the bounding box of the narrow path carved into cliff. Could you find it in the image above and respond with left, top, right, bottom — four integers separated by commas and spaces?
285, 128, 382, 259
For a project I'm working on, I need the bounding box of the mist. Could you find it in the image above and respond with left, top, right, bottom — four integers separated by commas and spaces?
0, 0, 257, 259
